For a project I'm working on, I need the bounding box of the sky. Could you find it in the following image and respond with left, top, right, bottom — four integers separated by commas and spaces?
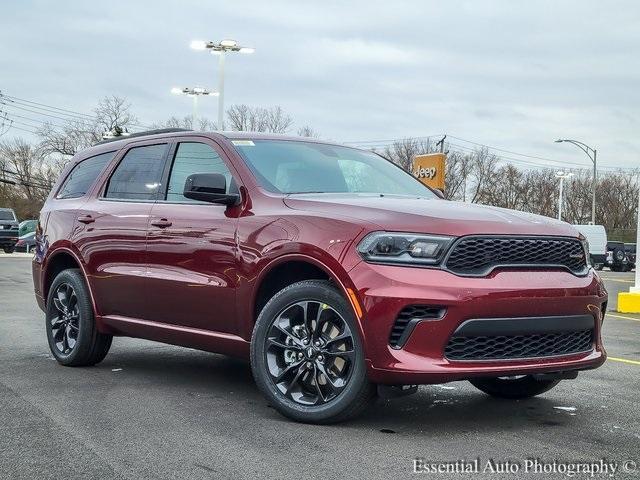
1, 0, 639, 171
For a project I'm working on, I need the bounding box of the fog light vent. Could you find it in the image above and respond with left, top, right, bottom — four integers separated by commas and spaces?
389, 305, 445, 348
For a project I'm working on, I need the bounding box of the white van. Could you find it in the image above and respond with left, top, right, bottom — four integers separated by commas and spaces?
573, 224, 607, 270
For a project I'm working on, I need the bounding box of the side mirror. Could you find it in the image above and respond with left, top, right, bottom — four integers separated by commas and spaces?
183, 173, 240, 206
433, 188, 446, 199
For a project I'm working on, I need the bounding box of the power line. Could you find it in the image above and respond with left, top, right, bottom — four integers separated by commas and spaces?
346, 133, 635, 172
0, 101, 88, 124
447, 134, 589, 167
8, 125, 38, 135
0, 92, 155, 131
343, 134, 443, 145
3, 94, 96, 119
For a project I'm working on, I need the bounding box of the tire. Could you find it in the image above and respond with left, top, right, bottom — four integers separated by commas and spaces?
46, 269, 112, 366
469, 375, 560, 399
3, 247, 14, 254
28, 245, 36, 254
593, 263, 603, 271
250, 280, 374, 424
611, 265, 622, 272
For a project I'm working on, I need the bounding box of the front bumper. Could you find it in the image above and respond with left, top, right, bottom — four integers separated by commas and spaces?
349, 262, 607, 385
0, 235, 18, 247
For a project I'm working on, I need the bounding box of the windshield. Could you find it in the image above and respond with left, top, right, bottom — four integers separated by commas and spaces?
233, 140, 435, 197
0, 210, 15, 221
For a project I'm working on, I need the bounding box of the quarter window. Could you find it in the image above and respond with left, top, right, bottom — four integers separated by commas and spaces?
105, 144, 168, 200
166, 142, 235, 202
57, 151, 116, 199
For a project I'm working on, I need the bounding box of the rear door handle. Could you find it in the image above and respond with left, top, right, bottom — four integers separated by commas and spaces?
77, 215, 95, 224
151, 219, 172, 228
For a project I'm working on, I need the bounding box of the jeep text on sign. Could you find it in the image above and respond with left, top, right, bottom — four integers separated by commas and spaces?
412, 153, 445, 190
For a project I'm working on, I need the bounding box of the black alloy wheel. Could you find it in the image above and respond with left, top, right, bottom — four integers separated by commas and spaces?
251, 280, 374, 424
46, 269, 112, 366
265, 300, 355, 406
50, 282, 80, 355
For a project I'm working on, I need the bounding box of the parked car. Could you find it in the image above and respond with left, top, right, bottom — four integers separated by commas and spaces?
0, 208, 19, 253
573, 224, 607, 270
32, 130, 607, 424
624, 243, 636, 270
15, 231, 36, 253
606, 241, 630, 271
19, 219, 38, 237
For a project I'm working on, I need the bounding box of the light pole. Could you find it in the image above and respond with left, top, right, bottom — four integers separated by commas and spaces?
555, 171, 574, 221
171, 87, 218, 128
555, 139, 597, 224
190, 39, 255, 130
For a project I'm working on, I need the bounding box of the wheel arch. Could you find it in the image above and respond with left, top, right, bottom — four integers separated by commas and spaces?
248, 253, 366, 349
42, 247, 93, 310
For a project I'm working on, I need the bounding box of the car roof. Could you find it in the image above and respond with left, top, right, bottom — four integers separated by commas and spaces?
77, 130, 347, 162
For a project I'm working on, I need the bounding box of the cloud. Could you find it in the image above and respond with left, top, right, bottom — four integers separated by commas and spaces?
1, 0, 639, 169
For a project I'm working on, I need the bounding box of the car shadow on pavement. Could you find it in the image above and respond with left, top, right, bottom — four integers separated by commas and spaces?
87, 343, 576, 433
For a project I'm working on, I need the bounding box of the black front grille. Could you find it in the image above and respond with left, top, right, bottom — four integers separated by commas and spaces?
445, 329, 594, 361
444, 236, 587, 276
389, 305, 444, 348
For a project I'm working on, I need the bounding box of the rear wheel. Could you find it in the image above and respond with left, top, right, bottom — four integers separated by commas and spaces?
46, 269, 112, 366
470, 375, 560, 399
250, 280, 374, 424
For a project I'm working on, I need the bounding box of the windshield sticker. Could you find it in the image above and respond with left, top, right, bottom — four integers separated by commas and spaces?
231, 140, 255, 146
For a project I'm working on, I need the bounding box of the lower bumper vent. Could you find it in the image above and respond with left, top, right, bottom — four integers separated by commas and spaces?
445, 329, 594, 361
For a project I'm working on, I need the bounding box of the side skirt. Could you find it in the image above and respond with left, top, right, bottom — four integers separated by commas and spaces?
98, 315, 250, 359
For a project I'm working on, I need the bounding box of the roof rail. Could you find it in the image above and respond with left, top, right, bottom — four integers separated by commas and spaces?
94, 128, 192, 145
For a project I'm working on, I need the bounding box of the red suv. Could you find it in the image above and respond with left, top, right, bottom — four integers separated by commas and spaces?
33, 129, 607, 423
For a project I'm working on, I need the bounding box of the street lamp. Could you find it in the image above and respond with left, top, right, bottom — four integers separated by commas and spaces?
171, 87, 218, 127
555, 170, 574, 221
555, 139, 598, 224
190, 39, 255, 130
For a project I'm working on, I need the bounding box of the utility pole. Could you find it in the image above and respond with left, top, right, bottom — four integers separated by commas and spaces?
555, 171, 574, 221
171, 87, 217, 128
190, 39, 255, 130
555, 139, 597, 224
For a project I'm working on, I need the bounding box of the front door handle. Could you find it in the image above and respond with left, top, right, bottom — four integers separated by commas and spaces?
77, 215, 95, 224
151, 219, 172, 228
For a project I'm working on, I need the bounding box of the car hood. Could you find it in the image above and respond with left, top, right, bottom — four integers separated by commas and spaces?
283, 194, 579, 237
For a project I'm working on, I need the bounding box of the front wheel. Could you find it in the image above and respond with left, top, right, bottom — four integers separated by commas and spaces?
46, 269, 112, 366
470, 375, 560, 399
250, 280, 374, 424
3, 246, 15, 254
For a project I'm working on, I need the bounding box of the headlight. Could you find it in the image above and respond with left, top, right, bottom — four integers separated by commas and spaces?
357, 232, 454, 266
580, 237, 591, 266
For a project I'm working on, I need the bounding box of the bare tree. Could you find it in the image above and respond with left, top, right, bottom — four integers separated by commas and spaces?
380, 137, 436, 171
226, 105, 293, 133
38, 96, 138, 159
0, 138, 56, 218
297, 126, 319, 138
153, 115, 216, 131
444, 150, 470, 201
466, 148, 499, 204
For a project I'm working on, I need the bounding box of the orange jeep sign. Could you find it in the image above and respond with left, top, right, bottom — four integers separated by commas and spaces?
412, 153, 446, 190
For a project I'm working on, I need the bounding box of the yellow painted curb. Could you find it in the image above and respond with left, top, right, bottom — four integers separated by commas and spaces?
617, 292, 640, 313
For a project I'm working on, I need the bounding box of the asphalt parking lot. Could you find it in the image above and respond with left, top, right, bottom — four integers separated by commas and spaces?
0, 254, 638, 479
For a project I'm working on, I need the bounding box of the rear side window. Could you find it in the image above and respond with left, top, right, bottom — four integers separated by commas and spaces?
166, 142, 234, 202
105, 144, 168, 200
57, 151, 116, 199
